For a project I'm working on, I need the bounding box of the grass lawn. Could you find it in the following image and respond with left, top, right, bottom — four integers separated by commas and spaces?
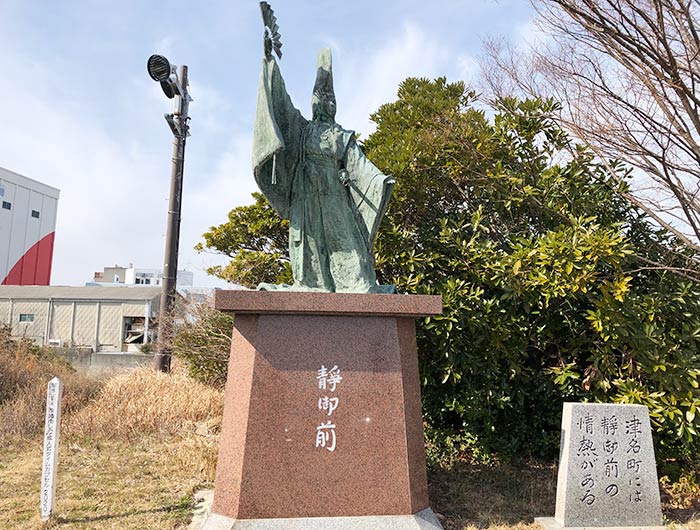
430, 461, 700, 530
0, 436, 206, 530
1, 355, 698, 530
0, 364, 220, 530
1, 433, 698, 529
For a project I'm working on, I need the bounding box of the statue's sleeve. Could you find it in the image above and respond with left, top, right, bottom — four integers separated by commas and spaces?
252, 58, 308, 219
344, 135, 395, 249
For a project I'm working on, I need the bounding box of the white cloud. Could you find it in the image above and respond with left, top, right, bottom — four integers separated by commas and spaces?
154, 35, 177, 57
0, 33, 243, 287
187, 80, 235, 137
0, 70, 165, 285
457, 54, 480, 83
179, 133, 257, 286
333, 22, 458, 137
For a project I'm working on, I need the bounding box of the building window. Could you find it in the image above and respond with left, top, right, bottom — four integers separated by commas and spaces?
19, 313, 34, 323
2, 201, 11, 210
31, 210, 40, 218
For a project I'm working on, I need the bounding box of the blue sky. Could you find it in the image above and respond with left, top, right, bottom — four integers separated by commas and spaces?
0, 1, 537, 286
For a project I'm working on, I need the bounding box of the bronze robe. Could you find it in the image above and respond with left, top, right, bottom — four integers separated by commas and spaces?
252, 57, 394, 292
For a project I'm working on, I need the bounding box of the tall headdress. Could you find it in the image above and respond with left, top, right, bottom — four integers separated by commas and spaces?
313, 48, 334, 98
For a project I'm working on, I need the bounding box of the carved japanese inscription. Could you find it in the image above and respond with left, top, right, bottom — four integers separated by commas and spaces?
315, 364, 343, 452
40, 377, 63, 521
555, 403, 662, 527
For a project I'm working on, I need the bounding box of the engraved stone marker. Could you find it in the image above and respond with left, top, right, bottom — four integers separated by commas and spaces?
537, 403, 664, 530
40, 377, 63, 521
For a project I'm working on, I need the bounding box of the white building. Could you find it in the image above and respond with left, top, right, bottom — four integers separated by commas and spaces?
91, 264, 194, 287
0, 285, 160, 352
0, 166, 60, 285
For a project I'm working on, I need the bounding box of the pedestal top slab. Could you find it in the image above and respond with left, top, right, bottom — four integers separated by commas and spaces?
214, 291, 442, 317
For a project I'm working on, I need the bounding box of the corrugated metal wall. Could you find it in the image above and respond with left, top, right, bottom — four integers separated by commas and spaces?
0, 295, 154, 351
123, 301, 148, 317
12, 300, 48, 343
72, 303, 98, 347
98, 303, 122, 351
0, 300, 10, 324
50, 302, 73, 345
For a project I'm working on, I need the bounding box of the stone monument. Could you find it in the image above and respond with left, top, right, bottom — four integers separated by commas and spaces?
536, 402, 665, 530
200, 4, 444, 529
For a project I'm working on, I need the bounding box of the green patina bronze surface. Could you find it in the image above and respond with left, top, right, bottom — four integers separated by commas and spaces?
252, 46, 395, 293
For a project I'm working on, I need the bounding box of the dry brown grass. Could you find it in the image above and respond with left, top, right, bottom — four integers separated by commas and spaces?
3, 435, 697, 530
0, 436, 209, 530
0, 334, 102, 443
0, 364, 224, 529
0, 375, 102, 442
64, 367, 223, 441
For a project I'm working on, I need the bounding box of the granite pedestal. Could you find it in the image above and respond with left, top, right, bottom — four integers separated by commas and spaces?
202, 291, 444, 530
536, 403, 667, 530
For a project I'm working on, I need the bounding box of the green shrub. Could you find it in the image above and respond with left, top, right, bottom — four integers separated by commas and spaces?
195, 79, 700, 470
364, 81, 700, 464
173, 303, 234, 388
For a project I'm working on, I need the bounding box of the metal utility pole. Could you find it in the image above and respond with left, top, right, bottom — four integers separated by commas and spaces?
147, 55, 192, 372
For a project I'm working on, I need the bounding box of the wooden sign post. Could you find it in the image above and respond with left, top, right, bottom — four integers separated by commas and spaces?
40, 377, 63, 521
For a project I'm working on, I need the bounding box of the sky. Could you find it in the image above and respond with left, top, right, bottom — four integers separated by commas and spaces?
0, 0, 537, 287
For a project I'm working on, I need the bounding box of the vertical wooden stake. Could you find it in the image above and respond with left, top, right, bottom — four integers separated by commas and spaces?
40, 377, 63, 521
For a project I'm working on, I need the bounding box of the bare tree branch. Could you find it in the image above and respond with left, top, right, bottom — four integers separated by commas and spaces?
482, 0, 700, 250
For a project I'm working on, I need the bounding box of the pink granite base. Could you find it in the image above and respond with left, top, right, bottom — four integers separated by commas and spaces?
210, 291, 442, 520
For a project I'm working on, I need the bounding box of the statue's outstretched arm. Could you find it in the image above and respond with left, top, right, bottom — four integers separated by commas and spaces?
253, 51, 307, 219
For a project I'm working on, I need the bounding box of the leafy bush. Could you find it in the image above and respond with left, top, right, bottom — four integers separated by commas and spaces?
195, 193, 291, 287
173, 302, 235, 387
196, 79, 700, 469
364, 81, 700, 464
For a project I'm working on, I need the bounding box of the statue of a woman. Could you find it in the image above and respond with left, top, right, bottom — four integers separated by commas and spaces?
252, 31, 395, 293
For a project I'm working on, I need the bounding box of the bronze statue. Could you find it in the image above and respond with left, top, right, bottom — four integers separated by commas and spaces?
253, 2, 395, 293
